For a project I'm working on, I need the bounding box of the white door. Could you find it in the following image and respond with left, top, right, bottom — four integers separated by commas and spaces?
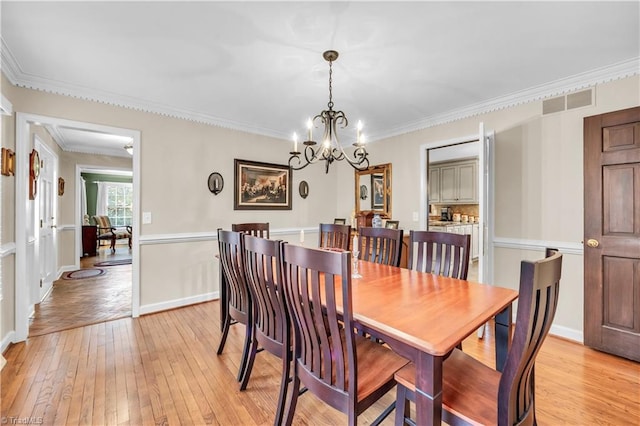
35, 137, 58, 301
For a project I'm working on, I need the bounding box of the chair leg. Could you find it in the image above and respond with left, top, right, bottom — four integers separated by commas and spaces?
283, 370, 301, 426
237, 322, 253, 382
239, 333, 258, 390
217, 312, 231, 355
110, 236, 116, 253
273, 349, 291, 426
395, 384, 410, 426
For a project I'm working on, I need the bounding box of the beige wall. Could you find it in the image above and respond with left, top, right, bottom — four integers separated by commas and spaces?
2, 71, 638, 346
337, 75, 640, 338
1, 73, 339, 329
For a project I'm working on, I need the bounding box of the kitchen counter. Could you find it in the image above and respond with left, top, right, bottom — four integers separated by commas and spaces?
429, 220, 475, 226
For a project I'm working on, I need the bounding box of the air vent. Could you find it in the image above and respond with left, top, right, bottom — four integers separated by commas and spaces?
542, 96, 565, 115
542, 88, 593, 115
567, 89, 593, 109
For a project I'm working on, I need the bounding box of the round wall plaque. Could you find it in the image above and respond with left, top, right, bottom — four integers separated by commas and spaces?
208, 172, 224, 195
299, 180, 309, 199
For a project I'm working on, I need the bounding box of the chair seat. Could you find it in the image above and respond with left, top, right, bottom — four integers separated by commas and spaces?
395, 348, 500, 425
352, 334, 409, 404
98, 230, 130, 239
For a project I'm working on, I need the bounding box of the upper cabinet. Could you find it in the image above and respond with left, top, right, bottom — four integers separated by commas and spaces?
429, 159, 478, 204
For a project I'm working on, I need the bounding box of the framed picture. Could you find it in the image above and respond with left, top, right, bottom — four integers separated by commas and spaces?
234, 159, 292, 210
1, 147, 15, 176
371, 174, 384, 209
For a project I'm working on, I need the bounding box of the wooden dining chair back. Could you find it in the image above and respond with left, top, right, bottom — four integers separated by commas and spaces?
232, 222, 270, 238
242, 236, 291, 425
394, 248, 563, 426
358, 227, 404, 267
408, 230, 471, 279
318, 223, 352, 251
216, 229, 254, 384
281, 244, 409, 425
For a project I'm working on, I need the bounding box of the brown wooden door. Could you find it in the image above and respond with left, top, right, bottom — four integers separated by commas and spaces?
584, 106, 640, 362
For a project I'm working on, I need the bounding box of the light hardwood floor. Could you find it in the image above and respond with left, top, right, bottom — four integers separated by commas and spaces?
28, 245, 132, 337
3, 299, 638, 425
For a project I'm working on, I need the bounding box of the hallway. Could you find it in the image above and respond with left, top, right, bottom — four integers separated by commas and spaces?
29, 244, 132, 337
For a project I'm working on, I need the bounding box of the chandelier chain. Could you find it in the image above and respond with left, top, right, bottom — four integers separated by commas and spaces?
328, 58, 334, 110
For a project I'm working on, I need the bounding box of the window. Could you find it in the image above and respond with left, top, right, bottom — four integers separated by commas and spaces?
106, 183, 132, 226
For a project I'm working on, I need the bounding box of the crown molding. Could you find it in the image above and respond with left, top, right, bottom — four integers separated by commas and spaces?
2, 35, 638, 142
370, 57, 640, 142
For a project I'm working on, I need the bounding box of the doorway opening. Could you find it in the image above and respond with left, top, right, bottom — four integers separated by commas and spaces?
419, 125, 494, 286
14, 113, 140, 342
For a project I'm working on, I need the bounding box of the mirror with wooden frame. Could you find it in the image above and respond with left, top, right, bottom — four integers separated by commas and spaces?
354, 163, 392, 218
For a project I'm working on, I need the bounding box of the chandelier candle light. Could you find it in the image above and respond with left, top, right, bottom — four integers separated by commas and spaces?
289, 50, 370, 174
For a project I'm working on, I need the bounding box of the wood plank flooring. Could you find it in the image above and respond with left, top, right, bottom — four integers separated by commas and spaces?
28, 246, 132, 337
3, 300, 638, 425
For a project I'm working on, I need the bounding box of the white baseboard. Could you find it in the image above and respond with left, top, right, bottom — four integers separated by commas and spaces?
1, 330, 16, 354
139, 291, 220, 316
549, 324, 583, 344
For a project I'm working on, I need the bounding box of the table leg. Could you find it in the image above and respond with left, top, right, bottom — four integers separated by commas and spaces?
219, 257, 228, 332
494, 303, 512, 372
415, 353, 443, 426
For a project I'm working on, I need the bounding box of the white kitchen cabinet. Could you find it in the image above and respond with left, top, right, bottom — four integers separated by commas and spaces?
431, 159, 478, 204
471, 223, 479, 259
428, 167, 441, 203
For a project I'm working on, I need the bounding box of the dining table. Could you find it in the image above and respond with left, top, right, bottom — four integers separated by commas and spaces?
218, 250, 518, 425
341, 260, 518, 426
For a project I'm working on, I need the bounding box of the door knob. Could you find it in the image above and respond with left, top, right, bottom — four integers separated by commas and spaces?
586, 239, 599, 248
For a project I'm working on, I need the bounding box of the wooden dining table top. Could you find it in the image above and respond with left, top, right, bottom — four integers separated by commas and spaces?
335, 260, 519, 357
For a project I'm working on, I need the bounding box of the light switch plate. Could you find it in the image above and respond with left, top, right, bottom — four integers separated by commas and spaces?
142, 212, 152, 224
412, 211, 419, 221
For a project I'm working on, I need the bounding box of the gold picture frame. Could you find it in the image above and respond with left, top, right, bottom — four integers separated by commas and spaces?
1, 147, 15, 176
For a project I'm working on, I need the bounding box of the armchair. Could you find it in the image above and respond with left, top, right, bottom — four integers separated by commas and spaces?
93, 215, 132, 253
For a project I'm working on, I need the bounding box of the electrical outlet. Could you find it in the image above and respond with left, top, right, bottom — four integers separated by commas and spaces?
412, 212, 419, 221
142, 212, 152, 224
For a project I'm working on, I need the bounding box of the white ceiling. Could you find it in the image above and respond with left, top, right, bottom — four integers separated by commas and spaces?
2, 1, 638, 156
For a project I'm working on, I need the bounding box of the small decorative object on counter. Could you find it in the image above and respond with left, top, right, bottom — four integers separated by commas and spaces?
372, 213, 383, 228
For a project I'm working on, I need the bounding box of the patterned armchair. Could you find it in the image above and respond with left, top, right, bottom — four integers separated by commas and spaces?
93, 215, 132, 252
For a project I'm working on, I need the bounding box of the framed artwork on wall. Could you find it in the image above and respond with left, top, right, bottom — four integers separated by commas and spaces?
371, 173, 384, 209
234, 159, 292, 210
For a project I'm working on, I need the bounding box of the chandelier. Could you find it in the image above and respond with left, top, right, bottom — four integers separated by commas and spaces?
288, 50, 369, 174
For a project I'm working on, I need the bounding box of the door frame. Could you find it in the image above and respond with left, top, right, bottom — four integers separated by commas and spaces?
14, 112, 141, 342
419, 125, 495, 285
34, 134, 59, 302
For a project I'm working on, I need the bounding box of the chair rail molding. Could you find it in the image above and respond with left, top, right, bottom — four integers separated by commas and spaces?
492, 237, 583, 255
138, 227, 319, 245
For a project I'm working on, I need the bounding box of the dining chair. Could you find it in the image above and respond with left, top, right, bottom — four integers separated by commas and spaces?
281, 244, 409, 425
241, 236, 291, 425
232, 222, 270, 238
385, 220, 399, 229
394, 248, 563, 426
217, 229, 254, 385
333, 218, 347, 224
357, 227, 404, 267
318, 223, 351, 251
407, 230, 471, 279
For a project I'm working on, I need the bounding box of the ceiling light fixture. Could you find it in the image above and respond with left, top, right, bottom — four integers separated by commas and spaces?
124, 143, 133, 155
288, 50, 369, 174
